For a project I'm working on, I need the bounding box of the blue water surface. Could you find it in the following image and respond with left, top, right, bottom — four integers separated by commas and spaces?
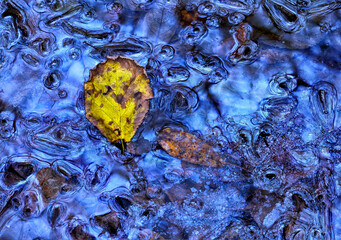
0, 0, 341, 239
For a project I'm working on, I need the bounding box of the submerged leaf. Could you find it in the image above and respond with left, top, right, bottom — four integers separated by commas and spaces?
157, 128, 225, 167
84, 56, 153, 144
36, 167, 67, 203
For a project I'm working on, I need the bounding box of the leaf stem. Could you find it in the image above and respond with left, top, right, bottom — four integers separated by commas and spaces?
121, 139, 125, 154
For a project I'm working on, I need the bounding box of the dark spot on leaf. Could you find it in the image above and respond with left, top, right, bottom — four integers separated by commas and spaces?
86, 89, 94, 95
103, 85, 113, 95
116, 94, 123, 104
114, 129, 121, 136
134, 91, 142, 100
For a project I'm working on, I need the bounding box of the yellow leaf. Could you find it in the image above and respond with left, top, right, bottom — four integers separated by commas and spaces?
84, 56, 153, 145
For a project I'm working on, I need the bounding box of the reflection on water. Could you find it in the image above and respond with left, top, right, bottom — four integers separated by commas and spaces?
0, 0, 341, 239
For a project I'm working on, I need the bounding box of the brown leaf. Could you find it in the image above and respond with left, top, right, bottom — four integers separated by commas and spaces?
36, 167, 66, 203
157, 128, 226, 167
93, 212, 120, 236
139, 229, 165, 240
